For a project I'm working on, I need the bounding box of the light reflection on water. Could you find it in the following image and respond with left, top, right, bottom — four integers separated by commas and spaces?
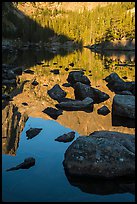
2, 117, 135, 202
2, 48, 135, 202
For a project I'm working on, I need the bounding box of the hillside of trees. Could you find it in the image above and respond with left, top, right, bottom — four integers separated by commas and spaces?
2, 2, 135, 46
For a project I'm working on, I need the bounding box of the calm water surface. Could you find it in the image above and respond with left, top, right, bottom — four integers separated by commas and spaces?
2, 48, 135, 202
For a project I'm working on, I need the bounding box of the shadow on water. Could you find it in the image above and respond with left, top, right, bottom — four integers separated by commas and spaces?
2, 2, 83, 69
64, 170, 135, 195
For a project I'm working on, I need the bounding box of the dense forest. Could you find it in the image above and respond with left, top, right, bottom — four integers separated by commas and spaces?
2, 2, 135, 45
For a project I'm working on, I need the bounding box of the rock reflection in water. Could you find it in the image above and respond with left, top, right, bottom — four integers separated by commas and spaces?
2, 102, 28, 155
64, 171, 135, 195
112, 114, 135, 128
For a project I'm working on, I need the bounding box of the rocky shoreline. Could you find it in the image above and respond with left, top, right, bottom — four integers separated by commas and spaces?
85, 39, 135, 51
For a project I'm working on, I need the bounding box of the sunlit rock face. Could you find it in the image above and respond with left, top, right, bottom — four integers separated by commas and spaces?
2, 102, 28, 155
63, 131, 135, 179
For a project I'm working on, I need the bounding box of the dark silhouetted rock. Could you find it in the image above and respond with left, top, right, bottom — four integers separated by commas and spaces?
62, 82, 71, 87
65, 67, 69, 71
42, 107, 63, 119
74, 82, 109, 103
104, 72, 135, 95
55, 131, 75, 143
26, 128, 42, 140
50, 69, 60, 74
67, 71, 91, 86
24, 69, 34, 74
69, 62, 74, 67
6, 157, 35, 171
122, 76, 128, 80
31, 80, 39, 86
47, 84, 67, 102
63, 131, 135, 179
97, 105, 110, 116
112, 94, 135, 119
56, 97, 94, 111
22, 102, 28, 106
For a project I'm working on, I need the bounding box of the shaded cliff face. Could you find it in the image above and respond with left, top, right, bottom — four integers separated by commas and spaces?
2, 102, 28, 155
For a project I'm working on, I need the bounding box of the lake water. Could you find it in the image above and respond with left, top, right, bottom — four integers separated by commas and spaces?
2, 47, 135, 202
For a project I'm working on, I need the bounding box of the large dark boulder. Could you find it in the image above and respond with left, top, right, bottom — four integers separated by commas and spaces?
63, 131, 135, 179
67, 71, 91, 86
55, 97, 94, 111
47, 84, 67, 102
104, 72, 135, 95
74, 82, 109, 103
112, 94, 135, 119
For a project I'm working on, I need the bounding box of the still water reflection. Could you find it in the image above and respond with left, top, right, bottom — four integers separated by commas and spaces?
2, 48, 135, 202
2, 117, 135, 202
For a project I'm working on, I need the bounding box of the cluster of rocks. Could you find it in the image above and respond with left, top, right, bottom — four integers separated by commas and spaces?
45, 70, 110, 119
104, 72, 135, 119
61, 72, 135, 181
44, 70, 135, 120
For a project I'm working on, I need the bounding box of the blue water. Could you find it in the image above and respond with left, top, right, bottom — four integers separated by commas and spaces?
2, 117, 135, 202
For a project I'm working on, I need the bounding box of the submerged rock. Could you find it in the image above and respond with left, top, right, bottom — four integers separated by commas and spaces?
63, 131, 135, 179
56, 97, 94, 111
6, 157, 35, 171
112, 94, 135, 119
42, 107, 63, 119
47, 84, 67, 102
55, 131, 75, 143
26, 128, 42, 140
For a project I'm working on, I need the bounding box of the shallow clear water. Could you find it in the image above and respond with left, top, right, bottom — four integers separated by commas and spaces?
2, 48, 135, 202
